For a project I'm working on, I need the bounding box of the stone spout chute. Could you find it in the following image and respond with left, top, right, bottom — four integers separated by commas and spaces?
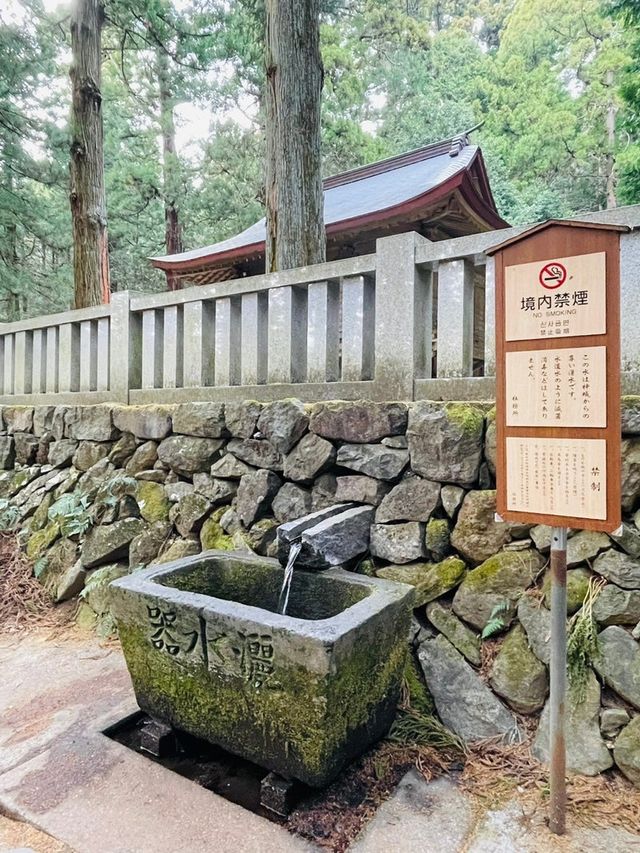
276, 503, 374, 569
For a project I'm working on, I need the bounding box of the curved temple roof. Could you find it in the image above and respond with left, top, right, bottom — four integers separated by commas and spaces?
151, 134, 509, 275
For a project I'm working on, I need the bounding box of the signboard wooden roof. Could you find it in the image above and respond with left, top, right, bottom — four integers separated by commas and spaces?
489, 219, 626, 533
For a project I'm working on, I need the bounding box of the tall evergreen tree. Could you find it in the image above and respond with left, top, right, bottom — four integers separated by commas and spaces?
70, 0, 110, 307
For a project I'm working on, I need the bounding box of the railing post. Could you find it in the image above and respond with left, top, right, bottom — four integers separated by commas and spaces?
183, 300, 215, 388
484, 256, 496, 377
110, 291, 139, 404
375, 232, 433, 400
436, 258, 475, 377
341, 275, 375, 382
267, 285, 307, 384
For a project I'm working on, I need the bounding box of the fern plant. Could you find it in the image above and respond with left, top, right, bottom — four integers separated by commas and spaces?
33, 556, 48, 579
48, 492, 93, 537
0, 499, 21, 531
481, 601, 510, 639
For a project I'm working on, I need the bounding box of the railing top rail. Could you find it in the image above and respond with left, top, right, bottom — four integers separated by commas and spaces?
0, 303, 111, 336
129, 253, 377, 312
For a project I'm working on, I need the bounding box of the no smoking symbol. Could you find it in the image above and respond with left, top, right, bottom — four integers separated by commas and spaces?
539, 262, 567, 289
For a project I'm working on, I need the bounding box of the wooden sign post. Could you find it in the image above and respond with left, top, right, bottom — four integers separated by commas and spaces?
488, 220, 625, 835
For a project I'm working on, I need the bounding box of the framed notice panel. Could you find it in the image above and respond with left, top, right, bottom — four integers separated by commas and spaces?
489, 220, 625, 532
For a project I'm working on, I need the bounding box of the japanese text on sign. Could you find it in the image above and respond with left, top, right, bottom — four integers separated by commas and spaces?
506, 346, 607, 428
506, 437, 607, 520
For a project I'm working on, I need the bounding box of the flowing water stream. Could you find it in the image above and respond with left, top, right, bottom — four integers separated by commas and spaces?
277, 540, 302, 615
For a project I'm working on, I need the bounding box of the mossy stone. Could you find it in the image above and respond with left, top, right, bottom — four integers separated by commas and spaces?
450, 490, 511, 565
403, 654, 434, 715
425, 601, 481, 666
10, 470, 31, 495
82, 563, 129, 616
445, 402, 485, 436
30, 491, 54, 533
452, 548, 545, 632
26, 520, 60, 560
543, 567, 592, 615
245, 518, 279, 555
376, 556, 465, 606
356, 558, 376, 577
489, 625, 549, 714
200, 507, 234, 551
137, 480, 170, 523
407, 401, 483, 486
622, 396, 640, 436
39, 538, 79, 595
153, 537, 201, 564
614, 716, 640, 786
425, 518, 450, 561
75, 601, 98, 631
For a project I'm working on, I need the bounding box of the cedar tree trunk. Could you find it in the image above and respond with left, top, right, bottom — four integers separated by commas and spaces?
605, 69, 617, 210
264, 0, 325, 273
157, 47, 183, 290
69, 0, 110, 307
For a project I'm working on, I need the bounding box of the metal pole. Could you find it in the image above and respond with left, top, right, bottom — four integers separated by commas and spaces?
549, 526, 568, 835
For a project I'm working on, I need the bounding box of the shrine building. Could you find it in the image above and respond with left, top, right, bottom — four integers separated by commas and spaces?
150, 131, 509, 289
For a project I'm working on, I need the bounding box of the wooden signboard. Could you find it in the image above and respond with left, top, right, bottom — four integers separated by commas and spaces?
489, 220, 626, 533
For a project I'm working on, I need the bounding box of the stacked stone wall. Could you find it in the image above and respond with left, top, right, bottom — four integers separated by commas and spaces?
3, 397, 640, 785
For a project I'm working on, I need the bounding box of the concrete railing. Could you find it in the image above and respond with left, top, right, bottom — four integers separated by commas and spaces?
1, 206, 640, 406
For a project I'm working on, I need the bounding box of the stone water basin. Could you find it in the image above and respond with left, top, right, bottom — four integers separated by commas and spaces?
110, 551, 413, 787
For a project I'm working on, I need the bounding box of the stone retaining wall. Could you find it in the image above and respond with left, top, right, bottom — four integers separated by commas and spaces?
3, 397, 640, 786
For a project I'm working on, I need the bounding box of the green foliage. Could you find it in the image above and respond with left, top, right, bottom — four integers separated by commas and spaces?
481, 601, 510, 639
94, 474, 138, 509
567, 578, 604, 703
48, 474, 138, 536
0, 0, 638, 319
79, 564, 116, 601
48, 493, 93, 537
0, 499, 21, 531
33, 556, 48, 579
388, 711, 466, 752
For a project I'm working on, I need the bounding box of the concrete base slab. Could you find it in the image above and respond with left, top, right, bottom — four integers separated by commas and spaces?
2, 632, 640, 853
349, 770, 475, 852
467, 802, 640, 853
0, 632, 314, 853
349, 769, 640, 853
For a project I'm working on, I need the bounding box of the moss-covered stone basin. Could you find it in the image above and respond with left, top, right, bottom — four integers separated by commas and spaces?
110, 550, 413, 787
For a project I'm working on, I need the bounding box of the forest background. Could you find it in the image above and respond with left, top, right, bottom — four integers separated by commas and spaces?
1, 0, 640, 320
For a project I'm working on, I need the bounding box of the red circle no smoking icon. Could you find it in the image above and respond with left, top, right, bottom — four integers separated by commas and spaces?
539, 262, 567, 289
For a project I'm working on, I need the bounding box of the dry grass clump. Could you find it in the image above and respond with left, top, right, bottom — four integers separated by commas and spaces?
459, 735, 640, 834
0, 533, 69, 632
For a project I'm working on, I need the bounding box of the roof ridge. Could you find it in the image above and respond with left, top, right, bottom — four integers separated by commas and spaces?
322, 134, 471, 190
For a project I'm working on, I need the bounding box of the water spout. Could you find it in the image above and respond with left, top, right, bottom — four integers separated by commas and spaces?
277, 540, 302, 615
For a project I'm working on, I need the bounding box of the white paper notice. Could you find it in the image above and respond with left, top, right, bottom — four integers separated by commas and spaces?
506, 436, 607, 519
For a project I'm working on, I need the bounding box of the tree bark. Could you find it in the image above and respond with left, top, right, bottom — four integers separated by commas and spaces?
3, 154, 22, 321
69, 0, 110, 307
157, 47, 183, 290
605, 69, 617, 210
264, 0, 325, 273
